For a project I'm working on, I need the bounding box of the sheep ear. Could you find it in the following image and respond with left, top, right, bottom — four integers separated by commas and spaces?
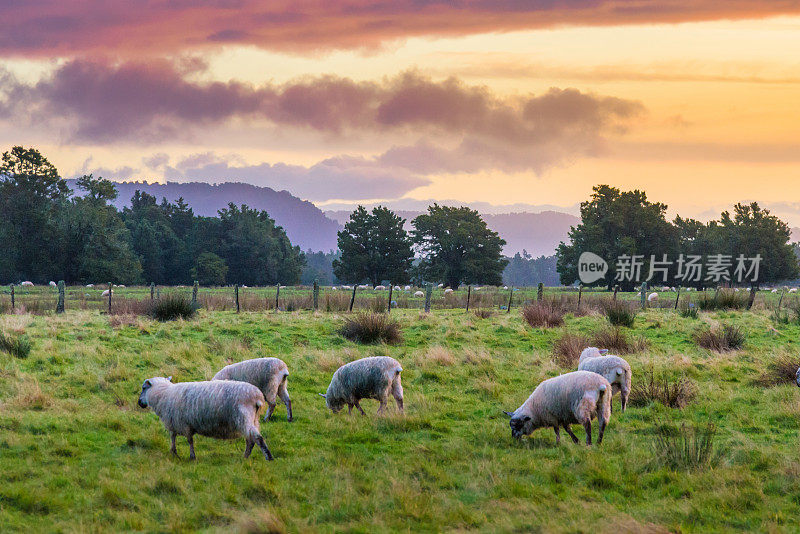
167, 376, 172, 382
318, 393, 327, 398
599, 349, 609, 355
503, 410, 514, 417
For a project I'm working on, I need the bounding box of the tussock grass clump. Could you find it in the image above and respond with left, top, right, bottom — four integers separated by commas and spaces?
679, 301, 699, 319
592, 327, 649, 354
150, 294, 197, 321
473, 308, 493, 319
339, 313, 402, 345
630, 367, 697, 409
521, 302, 565, 328
552, 332, 592, 367
695, 324, 745, 352
0, 331, 32, 358
698, 289, 748, 311
754, 353, 800, 387
419, 345, 455, 367
650, 421, 718, 471
601, 299, 637, 327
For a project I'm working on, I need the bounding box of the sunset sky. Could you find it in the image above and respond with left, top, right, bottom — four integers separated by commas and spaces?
1, 1, 799, 223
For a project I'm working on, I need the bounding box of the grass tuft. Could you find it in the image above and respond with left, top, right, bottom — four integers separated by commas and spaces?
695, 324, 745, 352
754, 353, 800, 387
150, 294, 197, 321
339, 312, 403, 345
0, 330, 32, 358
473, 308, 494, 319
629, 367, 697, 409
552, 332, 592, 367
650, 421, 718, 471
591, 327, 649, 354
521, 302, 565, 328
601, 299, 637, 327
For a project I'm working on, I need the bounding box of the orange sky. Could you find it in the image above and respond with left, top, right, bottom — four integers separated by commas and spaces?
1, 4, 799, 223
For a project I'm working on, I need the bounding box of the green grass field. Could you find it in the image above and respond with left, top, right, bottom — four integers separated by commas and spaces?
2, 303, 800, 532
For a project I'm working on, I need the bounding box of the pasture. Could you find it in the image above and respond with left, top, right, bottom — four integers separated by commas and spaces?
1, 292, 800, 532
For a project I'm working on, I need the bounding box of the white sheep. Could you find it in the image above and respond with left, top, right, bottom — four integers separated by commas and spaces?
341, 285, 352, 290
86, 284, 94, 288
101, 289, 112, 297
790, 288, 798, 293
393, 285, 401, 291
358, 284, 369, 290
647, 292, 658, 302
138, 377, 273, 461
444, 288, 453, 294
49, 281, 57, 287
414, 291, 424, 297
20, 281, 34, 287
213, 357, 293, 422
438, 283, 444, 288
375, 285, 386, 290
504, 371, 612, 445
404, 285, 411, 291
577, 352, 632, 413
772, 289, 779, 293
320, 356, 403, 415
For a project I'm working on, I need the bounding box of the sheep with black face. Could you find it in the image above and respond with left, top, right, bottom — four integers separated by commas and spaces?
138, 376, 274, 461
504, 371, 612, 446
320, 356, 404, 415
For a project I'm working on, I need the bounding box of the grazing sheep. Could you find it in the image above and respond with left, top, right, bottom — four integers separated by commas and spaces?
138, 377, 273, 461
503, 286, 508, 290
414, 291, 425, 297
86, 284, 94, 288
579, 347, 608, 363
578, 355, 632, 412
101, 289, 112, 297
444, 288, 453, 294
404, 285, 411, 291
358, 284, 369, 290
213, 357, 293, 422
647, 292, 658, 302
341, 285, 352, 290
393, 285, 401, 291
49, 281, 57, 287
20, 281, 34, 287
320, 356, 403, 415
504, 371, 612, 446
790, 288, 798, 293
772, 289, 779, 293
375, 285, 386, 290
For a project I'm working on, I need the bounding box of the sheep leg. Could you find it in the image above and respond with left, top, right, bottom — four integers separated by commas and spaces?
377, 399, 387, 415
264, 402, 277, 422
621, 390, 629, 413
278, 380, 293, 422
553, 426, 560, 444
391, 377, 404, 414
244, 438, 255, 458
354, 401, 366, 416
583, 421, 592, 446
256, 435, 274, 461
170, 432, 178, 456
187, 433, 196, 460
348, 404, 353, 415
597, 417, 606, 445
563, 425, 580, 444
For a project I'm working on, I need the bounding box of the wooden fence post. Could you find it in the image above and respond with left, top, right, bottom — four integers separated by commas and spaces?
537, 282, 543, 301
778, 288, 786, 310
747, 285, 757, 310
10, 284, 14, 310
107, 282, 113, 313
387, 284, 393, 313
674, 286, 681, 310
713, 286, 720, 308
156, 287, 160, 299
56, 280, 65, 314
275, 284, 280, 312
612, 285, 619, 301
235, 284, 240, 313
506, 287, 513, 313
578, 284, 583, 307
424, 284, 433, 313
192, 281, 198, 309
349, 285, 357, 312
640, 282, 647, 309
465, 285, 472, 312
150, 282, 155, 300
313, 279, 319, 311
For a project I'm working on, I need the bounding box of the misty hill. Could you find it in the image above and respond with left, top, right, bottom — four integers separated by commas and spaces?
67, 180, 342, 252
326, 209, 579, 256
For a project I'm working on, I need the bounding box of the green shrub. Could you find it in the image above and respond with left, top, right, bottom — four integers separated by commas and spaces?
339, 313, 402, 345
650, 421, 718, 471
679, 301, 699, 319
150, 294, 196, 321
521, 302, 564, 328
0, 331, 32, 358
591, 327, 648, 354
698, 289, 748, 311
695, 324, 745, 352
601, 300, 637, 327
754, 353, 800, 387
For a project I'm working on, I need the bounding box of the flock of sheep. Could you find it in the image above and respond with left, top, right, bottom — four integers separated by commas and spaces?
138, 348, 631, 460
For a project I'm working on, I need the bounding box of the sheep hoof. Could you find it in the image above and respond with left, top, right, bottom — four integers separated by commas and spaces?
287, 417, 294, 423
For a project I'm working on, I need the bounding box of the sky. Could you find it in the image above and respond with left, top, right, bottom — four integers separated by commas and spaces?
1, 1, 799, 223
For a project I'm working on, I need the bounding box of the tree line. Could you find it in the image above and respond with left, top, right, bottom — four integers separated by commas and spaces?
0, 147, 305, 285
557, 185, 799, 289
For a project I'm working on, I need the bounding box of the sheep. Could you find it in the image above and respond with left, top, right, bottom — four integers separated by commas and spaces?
503, 371, 612, 446
101, 289, 112, 297
138, 377, 273, 461
393, 285, 401, 291
404, 285, 411, 291
49, 281, 57, 287
358, 284, 369, 290
86, 284, 94, 288
579, 347, 608, 363
578, 354, 632, 412
795, 367, 800, 388
375, 285, 386, 290
20, 281, 34, 287
444, 288, 453, 294
414, 291, 425, 297
647, 292, 658, 302
213, 357, 292, 422
790, 288, 798, 293
772, 289, 779, 293
320, 356, 403, 415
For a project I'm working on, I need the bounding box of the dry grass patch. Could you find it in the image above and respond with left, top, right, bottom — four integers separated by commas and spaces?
339, 313, 403, 345
695, 324, 745, 352
592, 327, 649, 355
8, 378, 53, 410
629, 367, 697, 409
753, 352, 800, 387
552, 332, 592, 367
473, 308, 494, 319
418, 345, 455, 367
521, 302, 565, 328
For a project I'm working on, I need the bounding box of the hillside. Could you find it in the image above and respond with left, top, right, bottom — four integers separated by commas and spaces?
67, 180, 342, 252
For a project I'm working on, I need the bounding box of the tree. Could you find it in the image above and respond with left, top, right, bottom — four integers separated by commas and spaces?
503, 251, 559, 287
191, 252, 228, 286
333, 206, 414, 286
0, 146, 70, 282
556, 185, 678, 289
411, 204, 507, 289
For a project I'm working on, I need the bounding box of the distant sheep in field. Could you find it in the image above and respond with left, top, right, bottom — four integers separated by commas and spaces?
358, 284, 369, 290
49, 281, 57, 287
647, 292, 658, 302
86, 284, 94, 288
375, 285, 386, 290
213, 357, 292, 422
414, 291, 424, 297
504, 371, 611, 446
320, 356, 404, 415
20, 281, 34, 287
444, 288, 453, 294
790, 288, 798, 293
438, 283, 444, 288
138, 377, 274, 461
101, 289, 112, 297
404, 285, 411, 291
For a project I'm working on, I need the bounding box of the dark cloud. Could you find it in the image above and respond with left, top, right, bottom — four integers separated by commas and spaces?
1, 1, 798, 57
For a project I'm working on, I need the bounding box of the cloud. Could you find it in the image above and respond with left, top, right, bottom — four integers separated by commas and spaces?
163, 153, 430, 201
1, 1, 798, 57
1, 60, 643, 177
